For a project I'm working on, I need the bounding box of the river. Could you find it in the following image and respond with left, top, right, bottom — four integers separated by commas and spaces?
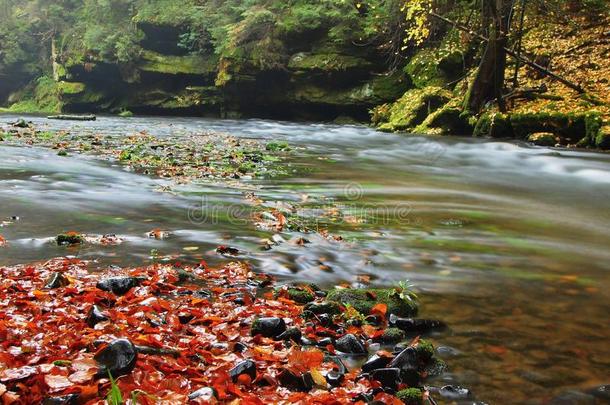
1, 114, 609, 404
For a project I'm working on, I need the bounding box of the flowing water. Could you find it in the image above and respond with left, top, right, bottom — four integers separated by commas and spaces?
1, 114, 609, 404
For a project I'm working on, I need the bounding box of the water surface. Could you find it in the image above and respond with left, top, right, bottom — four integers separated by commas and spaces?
1, 114, 609, 404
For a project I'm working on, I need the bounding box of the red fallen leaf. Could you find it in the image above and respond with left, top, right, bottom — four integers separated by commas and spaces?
288, 348, 324, 373
370, 303, 387, 318
237, 374, 252, 386
0, 235, 6, 247
0, 383, 6, 396
2, 391, 19, 403
44, 374, 72, 392
485, 345, 508, 355
0, 366, 38, 382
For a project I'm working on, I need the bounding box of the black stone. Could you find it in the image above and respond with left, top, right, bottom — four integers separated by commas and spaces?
177, 312, 194, 324
439, 385, 473, 400
94, 339, 137, 377
317, 313, 332, 327
364, 315, 382, 326
303, 301, 340, 315
277, 327, 302, 342
42, 394, 79, 405
229, 360, 257, 382
96, 277, 142, 296
251, 317, 286, 338
86, 305, 109, 327
233, 342, 248, 353
361, 353, 391, 373
45, 272, 69, 289
335, 334, 366, 354
193, 289, 212, 299
389, 346, 418, 371
277, 368, 314, 392
317, 337, 335, 348
370, 368, 401, 390
325, 370, 344, 387
389, 314, 446, 333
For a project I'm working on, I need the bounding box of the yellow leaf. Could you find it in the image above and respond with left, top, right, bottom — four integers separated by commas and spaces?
310, 368, 326, 387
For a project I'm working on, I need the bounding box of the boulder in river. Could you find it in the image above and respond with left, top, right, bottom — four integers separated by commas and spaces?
251, 317, 286, 338
94, 338, 137, 377
325, 287, 418, 317
96, 276, 142, 295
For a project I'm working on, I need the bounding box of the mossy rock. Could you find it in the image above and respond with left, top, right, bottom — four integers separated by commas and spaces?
274, 286, 315, 304
325, 288, 418, 317
509, 112, 587, 142
473, 113, 513, 138
139, 50, 217, 75
528, 132, 557, 146
416, 339, 435, 362
414, 102, 471, 136
288, 52, 372, 73
595, 125, 610, 149
404, 48, 463, 89
375, 87, 452, 132
56, 233, 85, 245
396, 388, 423, 405
423, 357, 447, 377
378, 327, 406, 343
303, 301, 341, 316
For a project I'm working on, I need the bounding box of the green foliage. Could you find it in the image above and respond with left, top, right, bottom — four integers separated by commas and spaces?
107, 371, 123, 405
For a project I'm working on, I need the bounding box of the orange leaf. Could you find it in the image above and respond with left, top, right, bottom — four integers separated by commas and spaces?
370, 303, 387, 317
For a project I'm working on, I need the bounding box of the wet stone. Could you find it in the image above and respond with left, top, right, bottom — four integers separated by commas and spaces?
439, 385, 473, 400
362, 353, 392, 373
42, 394, 80, 405
389, 346, 418, 371
335, 334, 366, 354
45, 272, 69, 289
96, 276, 141, 296
278, 368, 314, 392
251, 317, 286, 338
277, 327, 302, 342
188, 387, 216, 401
86, 305, 109, 327
370, 367, 401, 390
317, 337, 334, 347
233, 342, 248, 353
229, 359, 257, 382
389, 315, 446, 333
94, 338, 138, 377
193, 289, 212, 299
326, 370, 344, 386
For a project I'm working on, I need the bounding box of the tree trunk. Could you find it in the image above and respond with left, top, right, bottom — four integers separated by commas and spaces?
464, 0, 511, 113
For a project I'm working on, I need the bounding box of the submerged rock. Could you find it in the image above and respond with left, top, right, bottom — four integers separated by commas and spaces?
335, 334, 366, 354
94, 338, 137, 377
229, 359, 257, 382
389, 314, 446, 333
370, 367, 401, 390
96, 276, 142, 295
361, 353, 392, 373
325, 288, 418, 317
439, 385, 472, 400
251, 317, 286, 338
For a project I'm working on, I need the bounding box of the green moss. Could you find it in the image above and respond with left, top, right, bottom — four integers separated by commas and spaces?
374, 87, 452, 132
379, 327, 406, 343
416, 340, 435, 362
403, 35, 465, 89
396, 388, 423, 405
266, 141, 290, 151
595, 125, 610, 149
528, 132, 556, 146
414, 101, 471, 136
139, 50, 217, 75
509, 112, 587, 141
473, 113, 513, 138
288, 52, 371, 72
275, 287, 315, 304
57, 81, 85, 95
325, 288, 418, 317
56, 233, 85, 245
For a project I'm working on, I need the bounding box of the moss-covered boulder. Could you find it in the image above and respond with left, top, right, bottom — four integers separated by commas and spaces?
473, 112, 513, 138
56, 232, 85, 245
274, 286, 315, 304
378, 327, 407, 344
374, 87, 452, 132
288, 52, 372, 73
325, 288, 418, 317
396, 388, 423, 405
509, 112, 587, 142
414, 101, 472, 136
528, 132, 557, 146
404, 47, 464, 89
595, 125, 610, 149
